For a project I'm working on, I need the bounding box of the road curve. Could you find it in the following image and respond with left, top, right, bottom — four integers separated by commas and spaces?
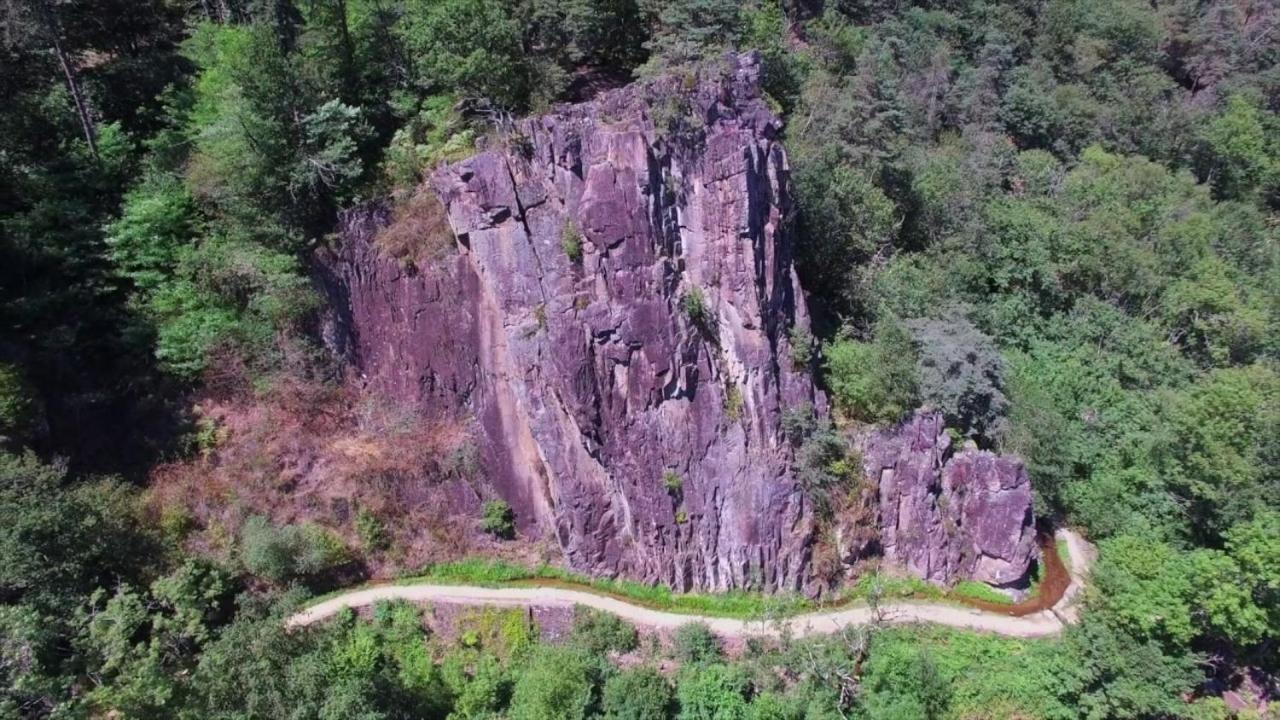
288, 530, 1092, 639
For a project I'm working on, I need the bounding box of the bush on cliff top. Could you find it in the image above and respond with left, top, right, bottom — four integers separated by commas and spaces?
825, 317, 919, 425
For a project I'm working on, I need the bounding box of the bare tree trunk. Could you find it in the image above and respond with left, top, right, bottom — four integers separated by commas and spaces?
3, 0, 17, 48
36, 0, 97, 159
53, 31, 98, 158
333, 0, 355, 91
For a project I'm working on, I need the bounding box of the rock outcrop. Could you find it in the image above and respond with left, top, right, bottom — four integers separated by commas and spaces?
319, 53, 821, 592
862, 412, 1038, 587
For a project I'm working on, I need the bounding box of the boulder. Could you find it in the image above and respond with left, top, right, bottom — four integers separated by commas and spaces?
863, 412, 1037, 587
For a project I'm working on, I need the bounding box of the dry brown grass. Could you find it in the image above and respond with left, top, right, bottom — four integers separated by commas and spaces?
811, 480, 881, 590
375, 190, 455, 266
146, 375, 504, 579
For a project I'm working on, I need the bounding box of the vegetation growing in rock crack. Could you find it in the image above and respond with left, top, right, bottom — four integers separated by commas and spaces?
562, 219, 584, 263
681, 286, 711, 332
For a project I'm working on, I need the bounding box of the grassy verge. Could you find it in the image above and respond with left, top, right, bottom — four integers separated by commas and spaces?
845, 573, 943, 602
305, 557, 814, 619
411, 558, 815, 618
951, 580, 1015, 605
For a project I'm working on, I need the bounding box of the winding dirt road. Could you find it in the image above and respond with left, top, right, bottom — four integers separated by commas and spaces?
288, 530, 1093, 639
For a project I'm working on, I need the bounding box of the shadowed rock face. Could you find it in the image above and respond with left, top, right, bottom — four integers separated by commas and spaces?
320, 53, 821, 592
863, 413, 1038, 587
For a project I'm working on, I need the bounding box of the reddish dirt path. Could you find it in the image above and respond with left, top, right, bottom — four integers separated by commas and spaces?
958, 532, 1072, 616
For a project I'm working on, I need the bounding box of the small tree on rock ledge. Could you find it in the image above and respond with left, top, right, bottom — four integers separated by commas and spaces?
481, 499, 516, 540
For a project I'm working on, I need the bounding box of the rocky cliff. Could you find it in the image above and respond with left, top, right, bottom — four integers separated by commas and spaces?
318, 53, 1040, 593
862, 412, 1038, 587
320, 53, 821, 592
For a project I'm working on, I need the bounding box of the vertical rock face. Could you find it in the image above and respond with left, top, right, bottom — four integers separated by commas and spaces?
863, 412, 1038, 587
320, 53, 822, 592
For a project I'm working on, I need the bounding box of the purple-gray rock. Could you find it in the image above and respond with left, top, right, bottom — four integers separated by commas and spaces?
319, 53, 822, 592
863, 412, 1037, 587
317, 54, 1040, 594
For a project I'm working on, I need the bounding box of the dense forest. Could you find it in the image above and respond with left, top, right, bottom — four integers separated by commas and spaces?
1, 0, 1277, 717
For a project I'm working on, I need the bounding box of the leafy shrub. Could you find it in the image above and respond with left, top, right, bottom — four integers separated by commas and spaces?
159, 505, 197, 544
382, 93, 477, 188
858, 643, 953, 720
508, 646, 599, 720
454, 607, 538, 658
149, 558, 236, 641
788, 326, 814, 369
603, 667, 673, 720
784, 411, 857, 516
825, 317, 919, 424
356, 508, 390, 553
663, 470, 683, 493
569, 606, 638, 655
676, 663, 750, 720
673, 623, 722, 664
238, 516, 349, 583
481, 500, 516, 540
144, 234, 318, 381
650, 94, 701, 145
905, 311, 1009, 441
746, 692, 804, 720
442, 651, 511, 719
681, 287, 710, 330
561, 220, 584, 263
